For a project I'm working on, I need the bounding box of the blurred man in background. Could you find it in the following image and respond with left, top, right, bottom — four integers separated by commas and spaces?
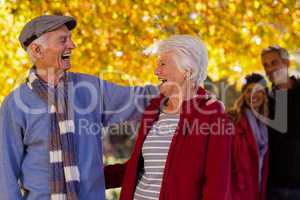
261, 45, 300, 200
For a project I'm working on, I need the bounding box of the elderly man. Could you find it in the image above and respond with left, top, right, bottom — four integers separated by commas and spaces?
261, 45, 300, 199
0, 15, 158, 200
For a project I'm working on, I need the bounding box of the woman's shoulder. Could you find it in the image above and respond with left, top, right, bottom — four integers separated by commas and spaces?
227, 109, 238, 122
227, 110, 250, 135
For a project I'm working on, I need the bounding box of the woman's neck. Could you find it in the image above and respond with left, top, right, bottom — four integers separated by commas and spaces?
246, 105, 264, 118
163, 84, 197, 114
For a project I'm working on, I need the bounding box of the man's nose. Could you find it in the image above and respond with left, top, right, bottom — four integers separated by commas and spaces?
154, 66, 160, 76
269, 67, 279, 75
68, 39, 76, 49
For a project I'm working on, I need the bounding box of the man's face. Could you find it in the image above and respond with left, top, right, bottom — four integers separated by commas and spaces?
38, 25, 76, 73
261, 51, 289, 85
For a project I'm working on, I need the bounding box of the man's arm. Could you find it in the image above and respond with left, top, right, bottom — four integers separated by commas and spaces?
100, 79, 159, 126
0, 97, 24, 200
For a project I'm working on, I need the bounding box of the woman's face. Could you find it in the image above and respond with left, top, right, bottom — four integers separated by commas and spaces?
155, 51, 187, 97
244, 83, 266, 110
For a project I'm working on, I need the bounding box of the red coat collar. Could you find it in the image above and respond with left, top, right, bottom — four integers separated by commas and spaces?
147, 86, 208, 113
139, 86, 209, 141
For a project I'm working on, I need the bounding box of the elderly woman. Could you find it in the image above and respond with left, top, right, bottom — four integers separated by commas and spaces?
228, 73, 269, 200
105, 35, 233, 200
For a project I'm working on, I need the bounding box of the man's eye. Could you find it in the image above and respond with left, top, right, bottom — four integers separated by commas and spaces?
60, 38, 67, 43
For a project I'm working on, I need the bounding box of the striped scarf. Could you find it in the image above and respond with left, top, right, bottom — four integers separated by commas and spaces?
27, 68, 80, 200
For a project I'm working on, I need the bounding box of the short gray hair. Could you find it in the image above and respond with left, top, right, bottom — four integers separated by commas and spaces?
261, 45, 289, 60
145, 34, 208, 85
26, 34, 49, 63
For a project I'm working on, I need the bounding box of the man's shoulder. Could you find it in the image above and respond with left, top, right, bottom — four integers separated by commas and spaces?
2, 83, 28, 101
68, 72, 100, 82
68, 72, 120, 93
293, 77, 300, 91
0, 83, 27, 112
0, 82, 45, 114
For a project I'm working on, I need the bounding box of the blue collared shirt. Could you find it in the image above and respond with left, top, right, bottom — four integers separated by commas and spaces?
0, 72, 158, 200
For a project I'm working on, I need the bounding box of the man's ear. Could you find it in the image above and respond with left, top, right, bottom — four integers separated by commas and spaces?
283, 58, 290, 68
29, 43, 43, 59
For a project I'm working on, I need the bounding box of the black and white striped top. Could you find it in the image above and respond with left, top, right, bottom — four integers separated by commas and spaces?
133, 112, 180, 200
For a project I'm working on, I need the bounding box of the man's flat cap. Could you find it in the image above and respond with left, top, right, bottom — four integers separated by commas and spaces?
19, 15, 77, 50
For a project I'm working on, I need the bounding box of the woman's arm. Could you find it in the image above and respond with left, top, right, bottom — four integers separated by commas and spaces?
202, 105, 234, 200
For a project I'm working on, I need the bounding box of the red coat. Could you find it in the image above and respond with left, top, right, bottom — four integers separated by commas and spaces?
105, 87, 233, 200
231, 115, 269, 200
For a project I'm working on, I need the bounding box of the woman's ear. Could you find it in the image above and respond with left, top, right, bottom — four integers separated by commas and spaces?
184, 69, 192, 80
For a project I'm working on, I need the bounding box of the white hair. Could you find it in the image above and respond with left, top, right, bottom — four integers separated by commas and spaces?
26, 34, 49, 63
145, 34, 208, 85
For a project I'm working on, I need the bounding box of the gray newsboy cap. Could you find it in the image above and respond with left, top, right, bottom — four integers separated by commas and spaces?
19, 15, 77, 50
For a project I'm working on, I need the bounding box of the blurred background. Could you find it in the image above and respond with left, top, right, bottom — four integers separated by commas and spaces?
1, 0, 300, 199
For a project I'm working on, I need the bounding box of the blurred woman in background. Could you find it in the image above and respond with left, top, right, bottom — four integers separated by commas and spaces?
229, 73, 269, 200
